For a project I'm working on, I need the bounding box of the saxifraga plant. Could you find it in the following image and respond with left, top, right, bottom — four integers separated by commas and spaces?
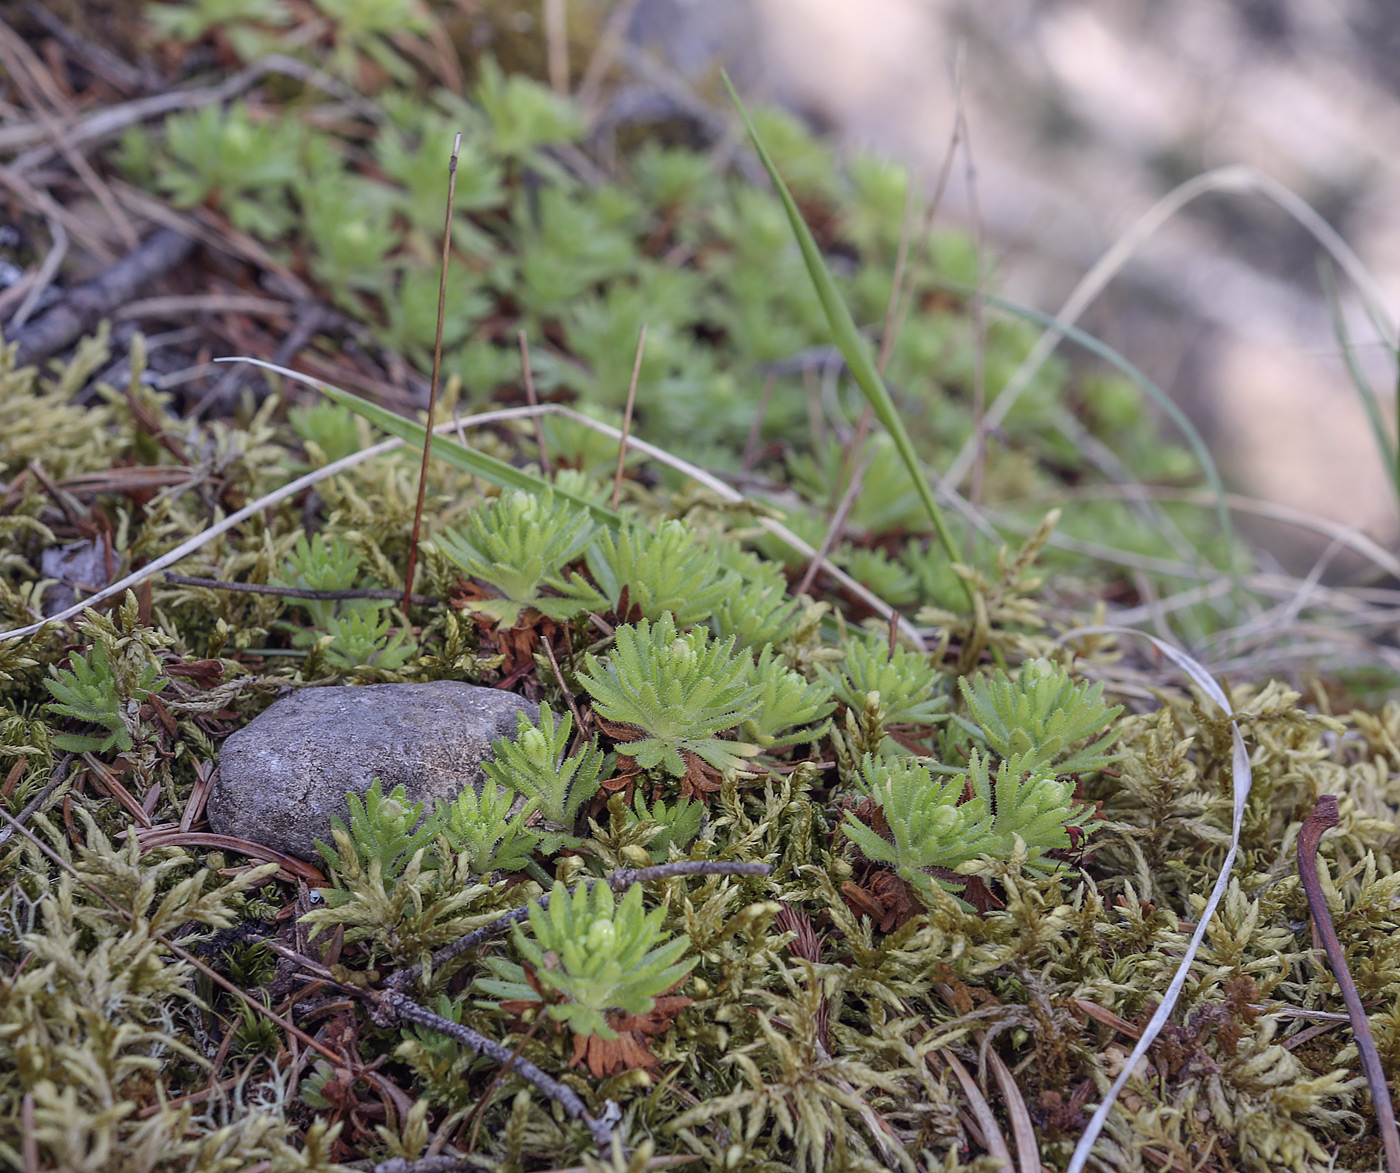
582, 520, 732, 625
482, 704, 605, 837
579, 613, 763, 777
959, 657, 1123, 774
42, 640, 166, 753
844, 750, 1095, 904
314, 778, 439, 900
821, 635, 947, 726
477, 880, 694, 1041
435, 781, 541, 876
429, 488, 602, 625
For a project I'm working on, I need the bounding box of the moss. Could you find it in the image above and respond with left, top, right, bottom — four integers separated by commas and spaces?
1, 11, 1397, 1171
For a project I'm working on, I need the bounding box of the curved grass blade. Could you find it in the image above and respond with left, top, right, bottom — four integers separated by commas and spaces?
1319, 261, 1398, 504
722, 73, 970, 605
228, 358, 622, 527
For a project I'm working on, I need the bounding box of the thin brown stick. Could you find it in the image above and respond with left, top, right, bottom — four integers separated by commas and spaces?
463, 1003, 549, 1156
20, 1091, 36, 1173
8, 217, 67, 330
518, 331, 552, 475
741, 373, 777, 472
367, 987, 616, 1154
0, 21, 138, 249
795, 448, 873, 597
1298, 795, 1400, 1173
9, 228, 194, 365
543, 0, 569, 95
986, 1049, 1039, 1173
403, 132, 461, 612
164, 572, 437, 606
0, 139, 116, 261
3, 53, 382, 166
576, 0, 643, 112
535, 1159, 698, 1173
540, 633, 587, 736
944, 1052, 1014, 1173
611, 323, 647, 511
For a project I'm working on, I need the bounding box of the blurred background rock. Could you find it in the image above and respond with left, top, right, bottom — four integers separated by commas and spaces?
631, 0, 1400, 569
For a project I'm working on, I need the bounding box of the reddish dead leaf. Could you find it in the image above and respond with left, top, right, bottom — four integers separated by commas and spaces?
164, 658, 226, 685
677, 751, 722, 801
593, 715, 646, 744
954, 874, 1004, 914
930, 965, 977, 1015
463, 604, 569, 699
568, 995, 693, 1078
598, 761, 640, 795
143, 693, 178, 740
1, 757, 25, 801
1038, 1081, 1094, 1137
840, 880, 888, 924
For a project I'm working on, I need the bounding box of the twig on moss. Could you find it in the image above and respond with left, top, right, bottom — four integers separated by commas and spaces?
366, 986, 617, 1154
10, 228, 196, 366
372, 1156, 490, 1173
1298, 794, 1400, 1173
163, 573, 438, 606
541, 633, 587, 736
384, 860, 772, 992
0, 752, 75, 849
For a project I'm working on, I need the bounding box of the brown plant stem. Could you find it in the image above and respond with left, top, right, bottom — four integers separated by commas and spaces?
0, 753, 74, 849
518, 331, 552, 475
1297, 794, 1400, 1173
403, 133, 461, 612
365, 987, 616, 1154
611, 324, 647, 511
164, 573, 438, 607
10, 228, 195, 365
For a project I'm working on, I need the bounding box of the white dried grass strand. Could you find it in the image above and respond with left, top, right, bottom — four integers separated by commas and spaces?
1058, 626, 1251, 1173
0, 359, 919, 647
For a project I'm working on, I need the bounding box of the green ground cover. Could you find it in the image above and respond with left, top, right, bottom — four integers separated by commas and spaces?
2, 4, 1399, 1171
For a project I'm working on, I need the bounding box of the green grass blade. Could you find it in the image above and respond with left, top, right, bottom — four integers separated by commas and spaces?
722, 74, 969, 599
317, 383, 624, 527
1319, 262, 1399, 505
230, 357, 622, 526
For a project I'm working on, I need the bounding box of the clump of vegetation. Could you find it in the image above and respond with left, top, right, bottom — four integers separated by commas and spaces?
2, 5, 1398, 1172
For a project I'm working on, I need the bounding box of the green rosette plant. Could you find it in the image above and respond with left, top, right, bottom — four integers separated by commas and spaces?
579, 613, 763, 777
435, 781, 541, 876
821, 636, 947, 727
42, 641, 166, 753
845, 750, 1096, 902
477, 880, 694, 1040
580, 520, 732, 626
959, 658, 1123, 774
429, 488, 603, 625
482, 704, 605, 838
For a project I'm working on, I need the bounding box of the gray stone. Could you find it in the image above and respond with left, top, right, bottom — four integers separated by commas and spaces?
210, 682, 538, 862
